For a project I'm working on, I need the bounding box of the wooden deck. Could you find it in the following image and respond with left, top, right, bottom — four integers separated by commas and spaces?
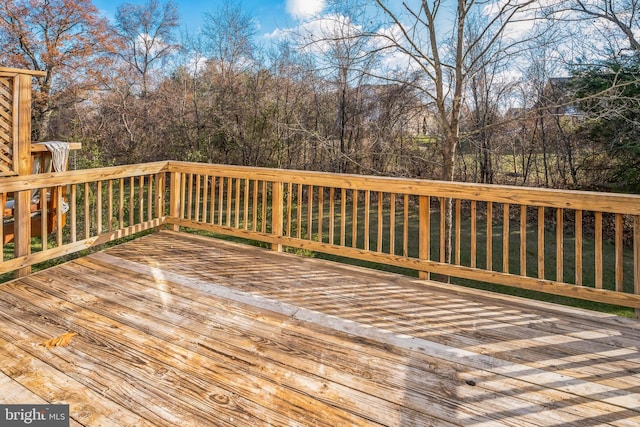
1, 231, 639, 426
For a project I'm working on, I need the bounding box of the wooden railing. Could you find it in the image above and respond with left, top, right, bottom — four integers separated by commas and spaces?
2, 160, 640, 316
165, 162, 640, 315
0, 162, 167, 275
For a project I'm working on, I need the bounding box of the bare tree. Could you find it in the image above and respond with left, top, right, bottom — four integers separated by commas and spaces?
549, 0, 640, 53
114, 0, 181, 97
362, 0, 539, 266
202, 1, 257, 78
293, 5, 381, 173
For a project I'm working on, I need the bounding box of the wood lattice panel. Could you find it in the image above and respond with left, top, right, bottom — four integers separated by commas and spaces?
0, 75, 16, 176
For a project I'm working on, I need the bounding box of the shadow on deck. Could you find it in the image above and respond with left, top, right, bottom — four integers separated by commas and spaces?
1, 230, 639, 426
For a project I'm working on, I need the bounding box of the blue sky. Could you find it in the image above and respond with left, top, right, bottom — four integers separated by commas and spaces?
92, 0, 327, 40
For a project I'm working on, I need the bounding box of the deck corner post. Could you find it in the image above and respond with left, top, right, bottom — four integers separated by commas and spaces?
155, 172, 165, 229
14, 74, 33, 277
169, 171, 181, 232
418, 195, 430, 280
271, 181, 284, 252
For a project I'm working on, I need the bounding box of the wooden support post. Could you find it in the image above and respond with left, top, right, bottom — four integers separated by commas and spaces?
419, 195, 430, 280
271, 181, 283, 252
634, 215, 640, 320
155, 172, 165, 231
169, 172, 181, 232
14, 74, 33, 277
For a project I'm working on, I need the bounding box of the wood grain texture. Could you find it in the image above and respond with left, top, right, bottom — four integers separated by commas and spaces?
1, 231, 639, 426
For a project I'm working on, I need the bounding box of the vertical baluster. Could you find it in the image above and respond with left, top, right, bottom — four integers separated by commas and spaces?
340, 188, 346, 246
538, 206, 545, 279
352, 189, 358, 248
503, 203, 510, 274
419, 195, 431, 280
595, 211, 603, 289
471, 200, 477, 268
96, 181, 102, 234
576, 210, 583, 286
227, 177, 233, 226
296, 184, 302, 239
261, 180, 267, 233
486, 201, 493, 270
235, 178, 241, 228
56, 185, 63, 246
634, 216, 640, 319
130, 176, 136, 224
119, 179, 124, 228
389, 193, 396, 255
286, 182, 293, 237
307, 185, 314, 240
329, 188, 335, 245
244, 179, 250, 230
185, 174, 192, 221
41, 186, 48, 250
364, 190, 370, 251
455, 199, 461, 265
84, 182, 90, 239
141, 176, 146, 222
148, 175, 154, 222
615, 213, 624, 292
70, 184, 77, 243
557, 208, 564, 282
194, 175, 201, 222
252, 180, 258, 231
520, 205, 527, 276
209, 176, 216, 224
108, 180, 114, 231
439, 197, 445, 263
377, 191, 383, 253
202, 175, 208, 223
318, 186, 324, 242
403, 194, 409, 258
218, 177, 224, 225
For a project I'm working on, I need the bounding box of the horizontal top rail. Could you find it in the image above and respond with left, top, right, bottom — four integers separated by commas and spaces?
1, 160, 638, 214
166, 161, 640, 215
0, 67, 47, 77
0, 162, 168, 193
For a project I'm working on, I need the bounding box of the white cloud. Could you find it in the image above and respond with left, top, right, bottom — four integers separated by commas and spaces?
286, 0, 326, 20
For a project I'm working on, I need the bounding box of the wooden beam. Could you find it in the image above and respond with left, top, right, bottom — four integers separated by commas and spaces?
0, 67, 46, 77
30, 142, 82, 152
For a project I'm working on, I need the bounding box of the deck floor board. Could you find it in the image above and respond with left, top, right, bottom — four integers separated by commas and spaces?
1, 230, 639, 426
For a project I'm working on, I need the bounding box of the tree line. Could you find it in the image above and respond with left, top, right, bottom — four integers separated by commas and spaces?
1, 0, 639, 194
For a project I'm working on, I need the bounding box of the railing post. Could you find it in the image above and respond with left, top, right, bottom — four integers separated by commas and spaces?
419, 195, 430, 280
14, 73, 33, 277
155, 172, 165, 229
271, 181, 284, 252
635, 215, 640, 320
169, 171, 181, 232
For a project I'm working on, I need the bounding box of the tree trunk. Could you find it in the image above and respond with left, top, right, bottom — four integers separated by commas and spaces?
440, 131, 458, 282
